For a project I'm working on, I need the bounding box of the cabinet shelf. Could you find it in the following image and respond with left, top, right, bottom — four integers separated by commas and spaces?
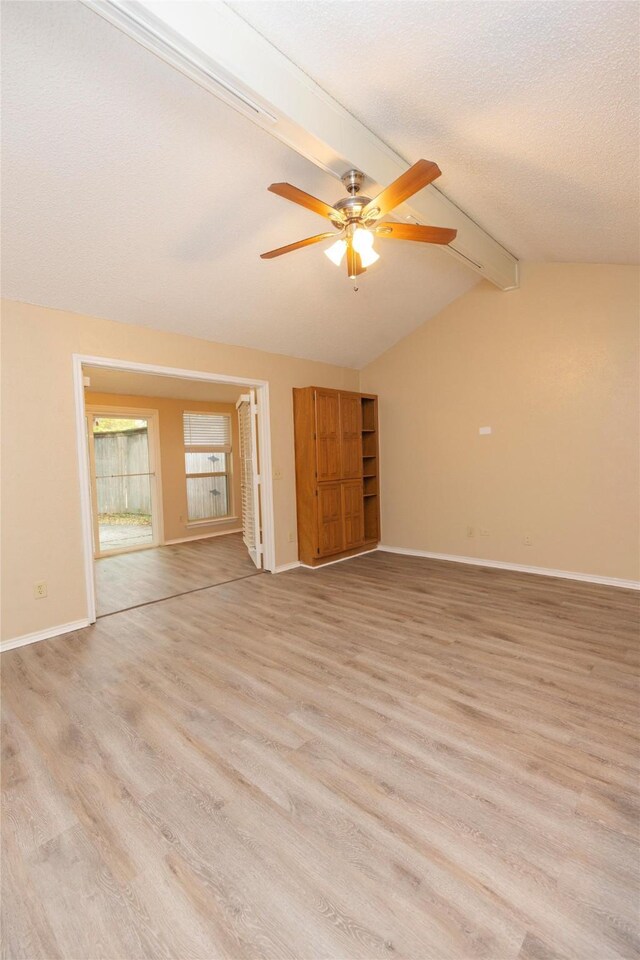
293, 387, 380, 565
363, 476, 377, 496
361, 396, 376, 433
361, 395, 379, 542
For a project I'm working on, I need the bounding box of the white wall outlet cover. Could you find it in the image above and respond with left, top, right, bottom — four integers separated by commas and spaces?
479, 426, 492, 435
83, 376, 91, 387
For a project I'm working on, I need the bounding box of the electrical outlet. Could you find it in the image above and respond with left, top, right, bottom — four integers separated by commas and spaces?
288, 531, 296, 543
273, 467, 283, 479
479, 528, 490, 537
523, 535, 533, 546
34, 581, 47, 599
466, 526, 475, 538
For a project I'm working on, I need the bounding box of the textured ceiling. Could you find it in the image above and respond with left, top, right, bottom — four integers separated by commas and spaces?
0, 1, 476, 369
2, 3, 638, 372
83, 366, 246, 403
231, 0, 640, 263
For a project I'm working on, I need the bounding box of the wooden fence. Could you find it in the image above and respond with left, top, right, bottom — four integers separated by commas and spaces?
94, 429, 151, 515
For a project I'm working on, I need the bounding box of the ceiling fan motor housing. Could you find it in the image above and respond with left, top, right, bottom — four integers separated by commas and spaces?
332, 195, 372, 227
332, 169, 380, 227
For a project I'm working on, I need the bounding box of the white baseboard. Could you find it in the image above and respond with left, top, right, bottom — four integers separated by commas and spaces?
1, 618, 92, 653
300, 548, 378, 570
272, 561, 301, 573
164, 527, 242, 545
378, 545, 640, 591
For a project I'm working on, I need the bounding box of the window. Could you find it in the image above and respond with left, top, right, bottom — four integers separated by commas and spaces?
183, 412, 232, 522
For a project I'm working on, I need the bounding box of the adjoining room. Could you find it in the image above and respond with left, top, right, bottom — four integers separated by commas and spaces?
1, 2, 639, 959
81, 364, 266, 616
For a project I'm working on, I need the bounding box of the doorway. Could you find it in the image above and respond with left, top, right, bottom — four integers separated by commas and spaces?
86, 408, 162, 557
73, 355, 276, 624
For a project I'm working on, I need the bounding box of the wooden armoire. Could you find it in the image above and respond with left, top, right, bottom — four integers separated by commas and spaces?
293, 387, 380, 566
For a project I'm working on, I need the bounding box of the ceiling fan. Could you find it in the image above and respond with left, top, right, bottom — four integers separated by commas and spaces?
260, 159, 457, 286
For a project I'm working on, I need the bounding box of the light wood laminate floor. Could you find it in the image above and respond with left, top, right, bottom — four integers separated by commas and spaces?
95, 532, 260, 616
2, 552, 639, 959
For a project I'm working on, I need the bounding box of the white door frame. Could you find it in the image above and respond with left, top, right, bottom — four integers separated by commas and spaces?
72, 354, 276, 624
86, 405, 164, 557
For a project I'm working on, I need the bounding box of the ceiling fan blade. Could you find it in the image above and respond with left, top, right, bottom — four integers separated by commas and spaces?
260, 232, 336, 259
268, 183, 344, 223
346, 245, 366, 278
375, 222, 457, 245
362, 160, 442, 220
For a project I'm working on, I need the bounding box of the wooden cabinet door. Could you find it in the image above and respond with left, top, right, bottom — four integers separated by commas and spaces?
339, 393, 363, 479
317, 483, 344, 556
314, 390, 341, 481
341, 480, 365, 550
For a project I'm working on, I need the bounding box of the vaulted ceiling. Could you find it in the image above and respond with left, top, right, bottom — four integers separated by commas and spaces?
232, 0, 639, 264
2, 2, 638, 368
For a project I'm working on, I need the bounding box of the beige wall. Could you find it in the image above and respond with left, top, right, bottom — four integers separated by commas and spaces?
361, 262, 640, 582
0, 300, 359, 641
85, 392, 242, 542
2, 264, 638, 642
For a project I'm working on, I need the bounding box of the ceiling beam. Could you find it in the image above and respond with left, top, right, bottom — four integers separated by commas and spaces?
83, 0, 519, 289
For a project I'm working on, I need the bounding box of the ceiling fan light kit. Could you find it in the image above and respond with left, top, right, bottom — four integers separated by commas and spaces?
325, 238, 347, 266
260, 159, 458, 290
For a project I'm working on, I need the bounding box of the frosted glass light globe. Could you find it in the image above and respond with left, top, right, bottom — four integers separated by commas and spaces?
359, 246, 380, 268
324, 238, 347, 266
352, 228, 374, 254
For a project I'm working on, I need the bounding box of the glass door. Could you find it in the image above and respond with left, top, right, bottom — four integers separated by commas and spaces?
87, 413, 158, 556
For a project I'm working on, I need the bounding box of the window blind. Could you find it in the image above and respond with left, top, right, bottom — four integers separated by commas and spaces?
183, 412, 231, 449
